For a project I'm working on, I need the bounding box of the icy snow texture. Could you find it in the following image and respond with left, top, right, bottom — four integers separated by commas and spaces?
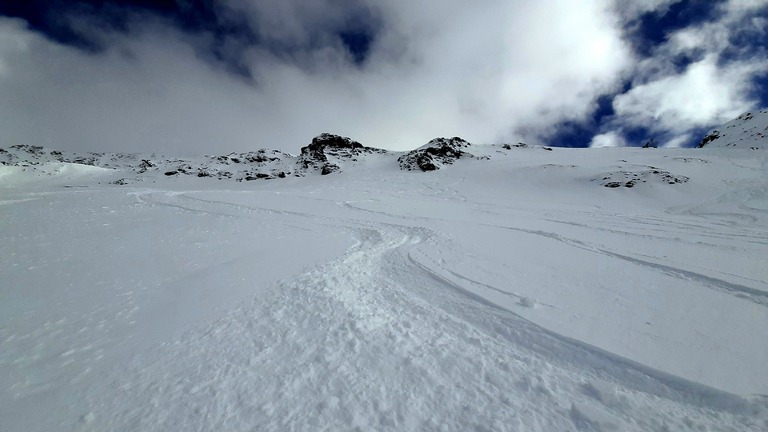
2, 140, 768, 431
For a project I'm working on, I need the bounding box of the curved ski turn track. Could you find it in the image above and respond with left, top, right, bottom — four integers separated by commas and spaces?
2, 148, 768, 431
78, 190, 764, 432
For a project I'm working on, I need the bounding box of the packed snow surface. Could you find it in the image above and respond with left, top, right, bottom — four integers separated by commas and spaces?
2, 140, 768, 431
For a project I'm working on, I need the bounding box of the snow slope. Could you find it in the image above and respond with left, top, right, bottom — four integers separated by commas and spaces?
698, 109, 768, 149
2, 140, 768, 431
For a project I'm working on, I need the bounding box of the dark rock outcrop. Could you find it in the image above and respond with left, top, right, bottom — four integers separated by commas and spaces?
398, 137, 471, 171
596, 167, 689, 188
301, 133, 364, 159
502, 143, 528, 150
698, 131, 720, 148
297, 133, 382, 175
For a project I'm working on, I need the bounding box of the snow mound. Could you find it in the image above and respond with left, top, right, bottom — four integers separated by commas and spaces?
0, 162, 113, 186
398, 137, 472, 171
0, 145, 114, 185
698, 109, 768, 149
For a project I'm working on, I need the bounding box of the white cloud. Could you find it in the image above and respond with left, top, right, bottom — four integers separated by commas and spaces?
612, 54, 766, 133
0, 1, 633, 153
612, 0, 680, 17
598, 0, 768, 146
2, 0, 765, 152
663, 134, 691, 148
0, 18, 280, 155
590, 131, 626, 148
723, 0, 768, 17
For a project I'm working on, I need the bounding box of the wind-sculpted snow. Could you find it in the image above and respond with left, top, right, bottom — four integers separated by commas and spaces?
2, 144, 768, 431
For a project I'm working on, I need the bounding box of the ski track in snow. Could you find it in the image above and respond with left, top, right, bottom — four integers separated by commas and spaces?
71, 188, 767, 432
3, 148, 768, 431
481, 223, 768, 307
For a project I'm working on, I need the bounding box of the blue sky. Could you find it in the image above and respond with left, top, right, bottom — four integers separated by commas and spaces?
0, 0, 766, 153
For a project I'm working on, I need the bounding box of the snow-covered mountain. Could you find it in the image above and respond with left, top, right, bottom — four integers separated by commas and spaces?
1, 133, 700, 191
397, 136, 474, 170
1, 134, 494, 184
2, 137, 768, 432
698, 109, 768, 149
297, 132, 388, 175
0, 143, 296, 182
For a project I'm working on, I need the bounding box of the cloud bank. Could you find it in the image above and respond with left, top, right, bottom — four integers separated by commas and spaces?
0, 0, 766, 154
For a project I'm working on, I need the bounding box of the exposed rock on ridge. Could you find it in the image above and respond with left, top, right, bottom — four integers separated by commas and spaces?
398, 137, 472, 171
595, 167, 689, 188
298, 133, 386, 175
2, 134, 693, 191
698, 109, 768, 149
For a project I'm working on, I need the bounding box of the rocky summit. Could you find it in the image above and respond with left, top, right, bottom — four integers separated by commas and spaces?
397, 137, 472, 171
298, 133, 386, 175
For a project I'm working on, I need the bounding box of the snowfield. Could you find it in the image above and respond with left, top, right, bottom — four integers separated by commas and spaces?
2, 140, 768, 431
